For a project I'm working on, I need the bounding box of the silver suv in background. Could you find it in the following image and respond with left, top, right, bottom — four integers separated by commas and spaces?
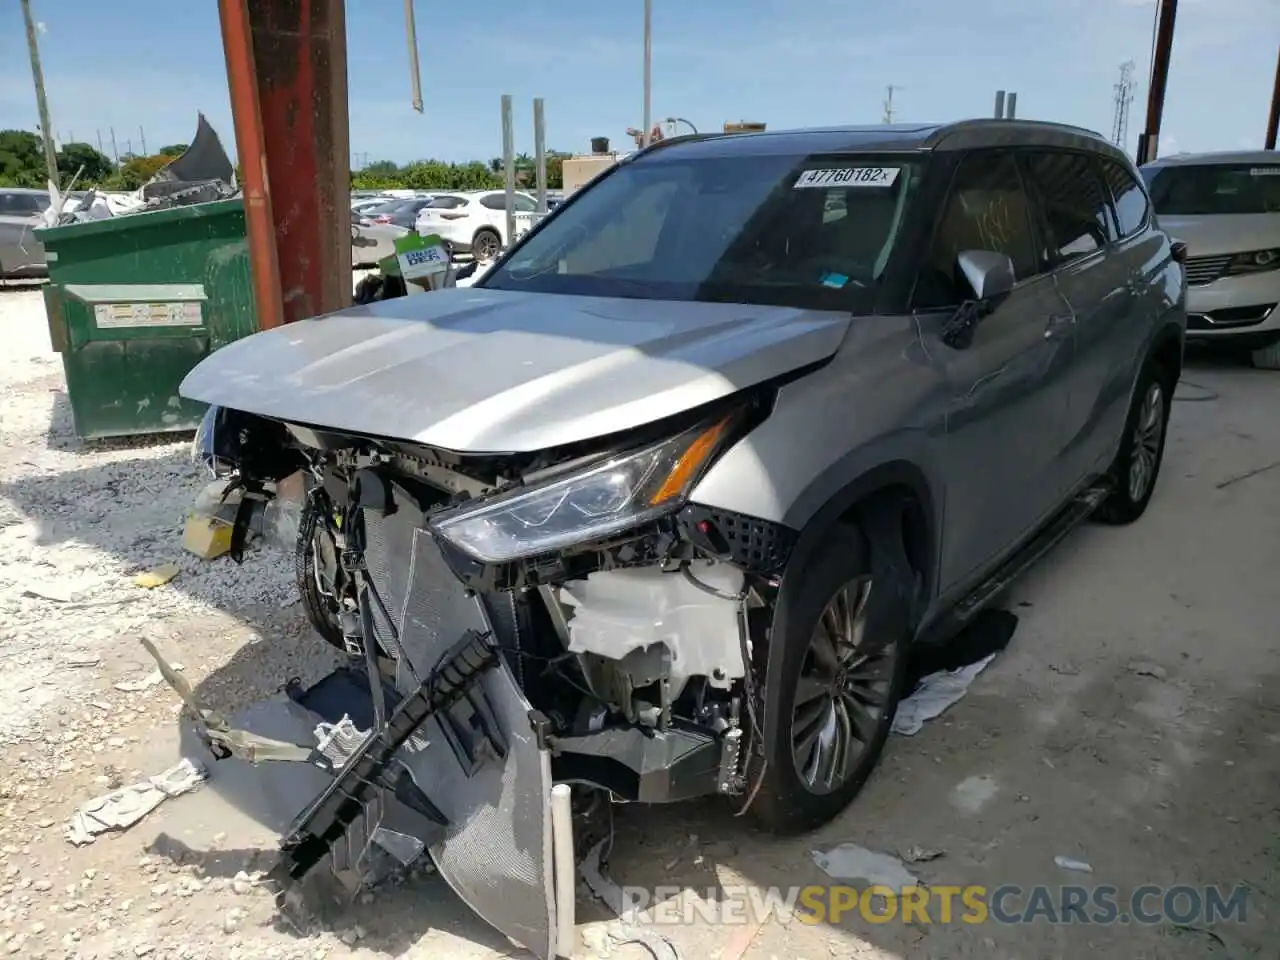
1141, 151, 1280, 367
0, 187, 49, 279
178, 120, 1184, 960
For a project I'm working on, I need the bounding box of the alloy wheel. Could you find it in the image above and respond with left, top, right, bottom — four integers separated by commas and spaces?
474, 232, 501, 263
1128, 382, 1164, 502
791, 577, 897, 795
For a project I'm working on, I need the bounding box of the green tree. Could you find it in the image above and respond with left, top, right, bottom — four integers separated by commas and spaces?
0, 129, 45, 187
56, 142, 113, 185
157, 143, 188, 157
105, 154, 171, 191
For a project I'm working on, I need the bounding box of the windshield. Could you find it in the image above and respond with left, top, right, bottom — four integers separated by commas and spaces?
1144, 163, 1280, 215
481, 151, 923, 309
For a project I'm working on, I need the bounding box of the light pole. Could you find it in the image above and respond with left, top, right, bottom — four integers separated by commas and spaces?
642, 0, 652, 147
20, 0, 59, 188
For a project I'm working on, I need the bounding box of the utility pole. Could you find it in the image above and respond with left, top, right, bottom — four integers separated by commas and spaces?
404, 0, 423, 112
882, 85, 899, 124
20, 0, 59, 188
1266, 42, 1279, 150
109, 126, 120, 166
1111, 60, 1136, 151
1137, 0, 1177, 165
642, 0, 652, 147
139, 126, 148, 156
96, 129, 103, 154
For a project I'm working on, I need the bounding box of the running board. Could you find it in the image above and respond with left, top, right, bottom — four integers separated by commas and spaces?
927, 482, 1111, 642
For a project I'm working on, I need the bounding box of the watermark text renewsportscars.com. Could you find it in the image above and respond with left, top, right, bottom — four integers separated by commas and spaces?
614, 884, 1249, 927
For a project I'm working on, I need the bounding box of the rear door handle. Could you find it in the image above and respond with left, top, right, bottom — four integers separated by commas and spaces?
1044, 313, 1075, 339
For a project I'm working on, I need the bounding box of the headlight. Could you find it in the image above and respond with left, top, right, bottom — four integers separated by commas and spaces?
431, 414, 735, 562
1225, 248, 1280, 277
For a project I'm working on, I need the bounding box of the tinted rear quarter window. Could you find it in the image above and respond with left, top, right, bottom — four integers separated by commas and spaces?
1021, 152, 1114, 262
1146, 163, 1280, 215
425, 195, 468, 209
1099, 160, 1149, 237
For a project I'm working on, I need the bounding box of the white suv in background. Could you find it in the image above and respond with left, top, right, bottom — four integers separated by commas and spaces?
415, 190, 539, 262
1141, 151, 1280, 368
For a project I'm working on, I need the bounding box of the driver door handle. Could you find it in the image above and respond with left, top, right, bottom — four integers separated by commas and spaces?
1044, 312, 1075, 339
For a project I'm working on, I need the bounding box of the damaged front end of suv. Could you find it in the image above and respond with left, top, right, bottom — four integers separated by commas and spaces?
178, 386, 799, 958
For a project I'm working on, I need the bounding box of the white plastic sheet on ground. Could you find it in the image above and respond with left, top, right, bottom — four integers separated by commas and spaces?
892, 653, 997, 736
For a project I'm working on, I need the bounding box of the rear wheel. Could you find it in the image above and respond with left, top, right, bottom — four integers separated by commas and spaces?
748, 524, 909, 834
472, 228, 501, 263
1095, 361, 1171, 525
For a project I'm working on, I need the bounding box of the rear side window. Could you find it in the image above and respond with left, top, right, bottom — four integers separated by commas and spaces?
914, 150, 1039, 309
1145, 163, 1280, 215
425, 195, 468, 209
1100, 159, 1149, 237
1021, 152, 1113, 262
480, 194, 507, 210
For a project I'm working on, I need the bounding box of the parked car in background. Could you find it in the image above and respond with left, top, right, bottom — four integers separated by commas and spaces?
350, 209, 408, 268
1141, 151, 1280, 368
414, 189, 538, 261
0, 187, 49, 279
367, 196, 439, 229
179, 120, 1184, 960
351, 196, 394, 215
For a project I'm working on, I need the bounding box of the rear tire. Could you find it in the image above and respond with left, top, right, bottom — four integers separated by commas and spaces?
1095, 361, 1171, 525
1251, 341, 1280, 370
748, 523, 909, 835
472, 228, 501, 263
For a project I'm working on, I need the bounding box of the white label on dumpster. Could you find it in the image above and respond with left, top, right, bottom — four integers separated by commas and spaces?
398, 243, 450, 281
93, 302, 204, 329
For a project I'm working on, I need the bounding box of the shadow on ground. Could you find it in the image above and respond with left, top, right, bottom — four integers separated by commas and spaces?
3, 356, 1277, 957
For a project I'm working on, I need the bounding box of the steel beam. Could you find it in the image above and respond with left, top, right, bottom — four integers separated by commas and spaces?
1136, 0, 1177, 166
221, 0, 351, 329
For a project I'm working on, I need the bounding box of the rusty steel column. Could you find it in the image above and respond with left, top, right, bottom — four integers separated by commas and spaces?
1266, 44, 1280, 150
245, 0, 351, 324
1136, 0, 1177, 166
219, 0, 285, 331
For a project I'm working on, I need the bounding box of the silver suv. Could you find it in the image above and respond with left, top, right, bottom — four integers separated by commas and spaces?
178, 120, 1185, 959
1140, 151, 1280, 367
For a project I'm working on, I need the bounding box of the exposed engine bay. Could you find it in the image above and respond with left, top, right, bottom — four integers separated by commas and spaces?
177, 393, 799, 959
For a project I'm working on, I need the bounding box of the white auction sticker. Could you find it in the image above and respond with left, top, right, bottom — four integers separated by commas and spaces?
93, 301, 203, 329
794, 167, 900, 189
1249, 167, 1280, 177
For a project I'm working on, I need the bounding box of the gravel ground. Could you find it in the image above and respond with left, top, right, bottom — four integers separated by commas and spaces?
1, 281, 1278, 960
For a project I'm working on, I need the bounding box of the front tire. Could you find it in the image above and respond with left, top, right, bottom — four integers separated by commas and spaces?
748, 524, 909, 834
1251, 341, 1280, 370
1095, 361, 1171, 525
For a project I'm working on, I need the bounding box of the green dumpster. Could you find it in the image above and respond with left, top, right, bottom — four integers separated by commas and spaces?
37, 198, 255, 440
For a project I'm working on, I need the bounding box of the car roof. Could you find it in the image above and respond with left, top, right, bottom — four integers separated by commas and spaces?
636, 119, 1130, 167
1141, 150, 1280, 169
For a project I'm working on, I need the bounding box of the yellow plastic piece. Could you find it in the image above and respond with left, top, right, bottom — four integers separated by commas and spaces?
134, 562, 182, 589
181, 515, 234, 561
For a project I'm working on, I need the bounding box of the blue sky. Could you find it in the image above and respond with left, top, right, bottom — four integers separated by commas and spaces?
1, 0, 1277, 166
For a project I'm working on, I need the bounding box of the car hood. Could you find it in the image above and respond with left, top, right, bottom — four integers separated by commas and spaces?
180, 288, 851, 453
1159, 214, 1280, 257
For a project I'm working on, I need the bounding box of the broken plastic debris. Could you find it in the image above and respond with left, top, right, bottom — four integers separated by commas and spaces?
134, 563, 181, 589
1054, 856, 1093, 873
579, 839, 681, 960
892, 653, 996, 736
811, 843, 919, 887
113, 664, 183, 693
901, 845, 945, 863
66, 758, 207, 845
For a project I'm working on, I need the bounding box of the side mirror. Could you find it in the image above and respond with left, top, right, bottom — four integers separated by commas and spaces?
957, 249, 1015, 301
1170, 239, 1188, 264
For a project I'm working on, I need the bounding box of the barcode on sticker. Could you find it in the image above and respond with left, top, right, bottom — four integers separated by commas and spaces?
795, 167, 900, 189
